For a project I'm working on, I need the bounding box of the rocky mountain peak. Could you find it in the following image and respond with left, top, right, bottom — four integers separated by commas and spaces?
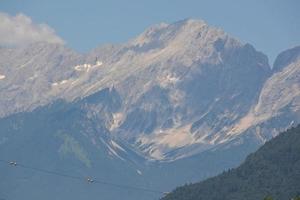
273, 45, 300, 72
128, 18, 239, 56
0, 19, 292, 162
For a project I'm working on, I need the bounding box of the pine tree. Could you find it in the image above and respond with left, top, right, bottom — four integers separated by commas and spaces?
263, 196, 273, 200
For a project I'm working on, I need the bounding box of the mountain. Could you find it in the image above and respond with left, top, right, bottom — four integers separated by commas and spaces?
161, 125, 300, 200
0, 19, 299, 200
0, 19, 273, 161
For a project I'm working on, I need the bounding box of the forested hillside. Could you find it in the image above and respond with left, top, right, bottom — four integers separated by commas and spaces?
162, 125, 300, 200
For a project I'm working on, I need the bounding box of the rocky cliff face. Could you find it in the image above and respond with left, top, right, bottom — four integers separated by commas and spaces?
0, 43, 84, 116
0, 19, 275, 161
228, 45, 300, 145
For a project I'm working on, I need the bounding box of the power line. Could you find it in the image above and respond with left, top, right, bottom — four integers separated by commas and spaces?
0, 159, 166, 195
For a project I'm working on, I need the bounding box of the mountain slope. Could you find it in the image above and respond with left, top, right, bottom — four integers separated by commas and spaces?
0, 87, 267, 200
0, 43, 84, 117
0, 19, 273, 161
0, 88, 161, 200
228, 45, 300, 144
162, 125, 300, 200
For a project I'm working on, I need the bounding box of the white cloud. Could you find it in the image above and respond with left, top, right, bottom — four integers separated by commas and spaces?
0, 12, 65, 47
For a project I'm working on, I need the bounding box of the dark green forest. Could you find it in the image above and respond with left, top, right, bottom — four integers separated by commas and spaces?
162, 125, 300, 200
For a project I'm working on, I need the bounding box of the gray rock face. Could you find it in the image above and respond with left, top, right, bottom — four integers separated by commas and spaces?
273, 46, 300, 72
0, 19, 276, 161
0, 42, 84, 116
232, 46, 300, 143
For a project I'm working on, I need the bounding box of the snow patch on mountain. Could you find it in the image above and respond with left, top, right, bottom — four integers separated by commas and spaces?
158, 72, 180, 88
52, 79, 68, 86
28, 73, 38, 80
136, 169, 142, 175
111, 140, 126, 152
109, 112, 124, 131
100, 138, 125, 161
74, 61, 103, 72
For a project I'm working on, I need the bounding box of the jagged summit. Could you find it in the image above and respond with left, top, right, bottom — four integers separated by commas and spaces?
0, 18, 298, 162
273, 45, 300, 72
129, 18, 240, 54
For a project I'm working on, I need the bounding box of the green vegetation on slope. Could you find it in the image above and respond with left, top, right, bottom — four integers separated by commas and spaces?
162, 125, 300, 200
56, 132, 91, 168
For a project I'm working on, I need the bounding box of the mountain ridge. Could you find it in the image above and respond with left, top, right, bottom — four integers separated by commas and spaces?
0, 19, 299, 162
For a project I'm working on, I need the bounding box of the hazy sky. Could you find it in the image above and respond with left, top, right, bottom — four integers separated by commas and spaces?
1, 0, 299, 64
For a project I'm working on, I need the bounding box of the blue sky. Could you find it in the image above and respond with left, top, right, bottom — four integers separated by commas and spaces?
1, 0, 299, 64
